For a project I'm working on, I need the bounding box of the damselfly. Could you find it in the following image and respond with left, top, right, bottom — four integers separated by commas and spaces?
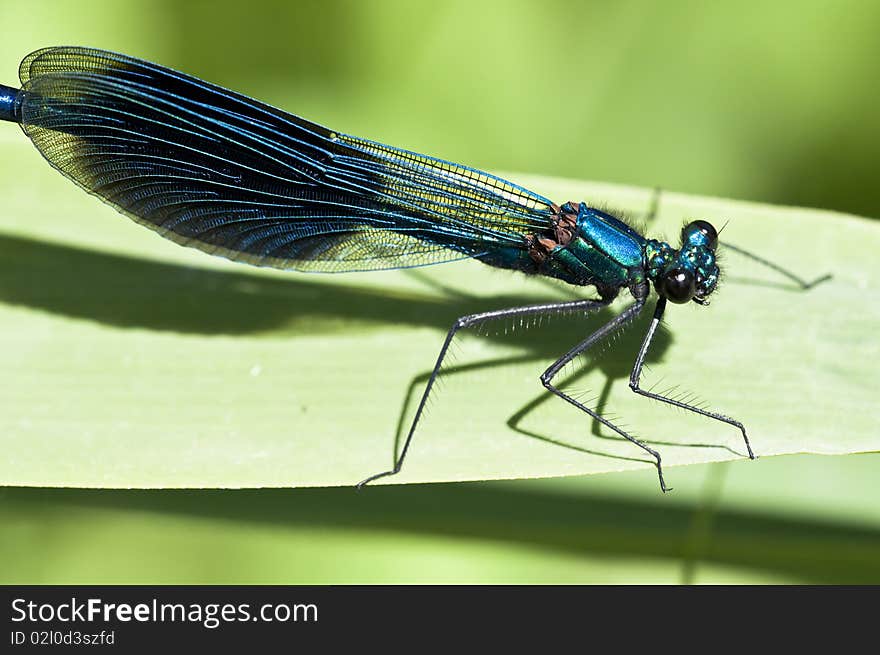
0, 47, 828, 491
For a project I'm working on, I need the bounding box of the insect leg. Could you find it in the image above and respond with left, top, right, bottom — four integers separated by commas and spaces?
640, 187, 662, 226
722, 242, 831, 290
357, 297, 613, 488
538, 297, 676, 491
628, 297, 755, 459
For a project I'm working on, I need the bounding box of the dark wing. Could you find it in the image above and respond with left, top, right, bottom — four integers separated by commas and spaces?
17, 46, 555, 272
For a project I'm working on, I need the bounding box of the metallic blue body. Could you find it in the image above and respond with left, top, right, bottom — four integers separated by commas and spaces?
0, 84, 18, 122
577, 205, 645, 269
2, 46, 808, 493
532, 204, 647, 296
0, 46, 718, 304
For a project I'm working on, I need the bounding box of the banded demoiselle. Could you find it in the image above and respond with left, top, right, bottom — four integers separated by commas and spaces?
0, 47, 828, 491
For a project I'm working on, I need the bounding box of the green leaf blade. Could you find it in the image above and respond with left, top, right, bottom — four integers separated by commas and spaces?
1, 144, 876, 488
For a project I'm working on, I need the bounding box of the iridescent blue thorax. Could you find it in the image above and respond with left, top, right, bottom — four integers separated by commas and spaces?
523, 202, 720, 304
523, 202, 645, 298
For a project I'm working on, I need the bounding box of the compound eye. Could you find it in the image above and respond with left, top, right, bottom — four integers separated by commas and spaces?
661, 268, 695, 304
682, 220, 718, 250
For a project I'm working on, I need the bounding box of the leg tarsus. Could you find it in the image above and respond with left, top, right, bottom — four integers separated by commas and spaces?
640, 187, 662, 226
357, 467, 400, 490
738, 423, 756, 460
543, 373, 670, 493
802, 272, 833, 290
723, 242, 832, 291
629, 297, 757, 461
655, 452, 671, 493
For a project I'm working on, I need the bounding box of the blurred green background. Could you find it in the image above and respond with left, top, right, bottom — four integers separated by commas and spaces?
1, 0, 878, 583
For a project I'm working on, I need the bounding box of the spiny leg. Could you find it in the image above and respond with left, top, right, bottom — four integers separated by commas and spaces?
641, 187, 662, 226
722, 242, 831, 290
357, 296, 613, 488
538, 296, 675, 492
628, 296, 755, 459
